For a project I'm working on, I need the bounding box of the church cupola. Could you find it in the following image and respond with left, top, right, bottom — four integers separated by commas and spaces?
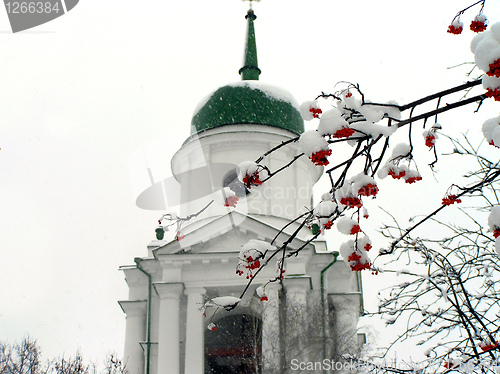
190, 9, 305, 135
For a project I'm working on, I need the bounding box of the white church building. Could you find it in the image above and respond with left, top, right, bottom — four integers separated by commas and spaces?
119, 7, 363, 374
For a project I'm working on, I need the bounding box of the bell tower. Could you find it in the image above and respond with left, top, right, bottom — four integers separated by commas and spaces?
120, 6, 363, 374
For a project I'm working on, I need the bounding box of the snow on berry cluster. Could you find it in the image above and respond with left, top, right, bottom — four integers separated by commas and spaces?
488, 205, 500, 238
336, 184, 363, 209
300, 100, 322, 120
335, 173, 379, 210
298, 95, 399, 167
299, 130, 332, 166
479, 339, 499, 352
422, 124, 441, 148
471, 22, 500, 101
236, 239, 274, 279
323, 95, 399, 139
488, 206, 500, 254
237, 161, 264, 189
256, 286, 268, 302
337, 217, 362, 235
307, 175, 376, 272
214, 187, 239, 208
447, 19, 464, 35
317, 107, 353, 139
312, 197, 338, 232
447, 14, 488, 35
482, 114, 500, 147
377, 143, 422, 184
339, 236, 373, 272
352, 173, 379, 197
471, 14, 488, 33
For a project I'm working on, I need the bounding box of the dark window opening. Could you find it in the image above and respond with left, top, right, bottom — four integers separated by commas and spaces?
223, 169, 250, 198
205, 314, 262, 374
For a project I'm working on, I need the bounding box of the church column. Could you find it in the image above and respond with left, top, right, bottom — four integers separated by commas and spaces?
329, 293, 361, 360
283, 277, 311, 374
262, 283, 282, 374
184, 287, 206, 373
154, 282, 184, 374
119, 300, 147, 374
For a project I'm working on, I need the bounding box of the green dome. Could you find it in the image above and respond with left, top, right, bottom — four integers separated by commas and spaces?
191, 81, 304, 135
190, 9, 304, 135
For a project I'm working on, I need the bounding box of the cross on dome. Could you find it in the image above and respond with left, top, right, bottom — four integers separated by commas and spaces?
242, 0, 260, 10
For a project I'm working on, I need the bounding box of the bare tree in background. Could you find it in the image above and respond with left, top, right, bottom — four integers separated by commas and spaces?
0, 337, 127, 374
347, 138, 500, 373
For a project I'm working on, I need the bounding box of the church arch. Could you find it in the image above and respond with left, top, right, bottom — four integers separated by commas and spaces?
205, 312, 262, 373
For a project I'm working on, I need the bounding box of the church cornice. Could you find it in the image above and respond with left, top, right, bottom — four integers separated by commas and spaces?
152, 211, 316, 256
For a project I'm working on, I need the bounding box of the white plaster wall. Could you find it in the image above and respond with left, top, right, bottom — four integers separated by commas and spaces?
171, 125, 321, 228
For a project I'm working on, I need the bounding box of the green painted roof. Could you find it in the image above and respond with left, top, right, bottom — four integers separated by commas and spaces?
191, 82, 304, 135
190, 9, 304, 135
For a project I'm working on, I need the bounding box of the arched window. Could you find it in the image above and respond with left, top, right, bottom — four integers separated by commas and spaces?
205, 313, 262, 373
222, 169, 249, 198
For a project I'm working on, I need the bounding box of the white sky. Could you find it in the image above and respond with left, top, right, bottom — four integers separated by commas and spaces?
1, 0, 499, 364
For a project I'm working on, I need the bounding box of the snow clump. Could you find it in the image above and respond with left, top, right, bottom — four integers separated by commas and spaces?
482, 115, 500, 146
300, 100, 322, 120
299, 130, 329, 156
317, 108, 351, 137
471, 22, 500, 100
337, 217, 362, 235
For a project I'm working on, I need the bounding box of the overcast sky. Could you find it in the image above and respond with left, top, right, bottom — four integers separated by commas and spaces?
1, 0, 499, 364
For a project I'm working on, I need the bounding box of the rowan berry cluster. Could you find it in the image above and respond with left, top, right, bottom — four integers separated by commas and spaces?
347, 251, 372, 271
494, 227, 500, 238
487, 59, 500, 78
470, 20, 487, 32
447, 23, 463, 35
332, 127, 356, 139
176, 231, 185, 241
425, 134, 436, 148
256, 286, 269, 302
470, 14, 488, 32
350, 224, 362, 235
479, 341, 498, 352
442, 194, 462, 206
224, 195, 239, 208
358, 183, 379, 197
309, 149, 332, 166
309, 107, 322, 118
405, 176, 423, 184
242, 170, 263, 188
340, 197, 363, 209
236, 249, 264, 279
388, 168, 406, 179
486, 87, 500, 101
